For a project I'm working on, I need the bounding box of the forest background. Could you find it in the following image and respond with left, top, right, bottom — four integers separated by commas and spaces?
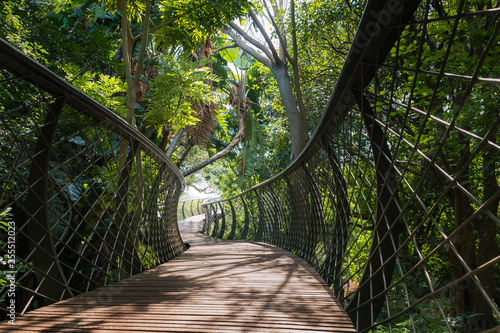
0, 0, 359, 199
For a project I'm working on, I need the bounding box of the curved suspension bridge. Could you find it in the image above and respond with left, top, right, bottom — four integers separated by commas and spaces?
1, 0, 499, 332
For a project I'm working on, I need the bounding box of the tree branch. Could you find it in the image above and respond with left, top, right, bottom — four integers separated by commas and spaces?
133, 11, 190, 42
117, 0, 135, 125
183, 110, 246, 177
228, 22, 274, 62
248, 8, 280, 62
133, 0, 151, 90
271, 0, 288, 63
261, 1, 294, 64
212, 44, 238, 53
150, 34, 175, 40
188, 183, 217, 194
291, 0, 298, 64
226, 28, 272, 67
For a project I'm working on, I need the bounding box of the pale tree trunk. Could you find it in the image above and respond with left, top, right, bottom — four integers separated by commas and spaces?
290, 0, 307, 118
270, 62, 309, 158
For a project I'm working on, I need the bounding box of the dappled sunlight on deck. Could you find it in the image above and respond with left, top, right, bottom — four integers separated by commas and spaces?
3, 215, 355, 332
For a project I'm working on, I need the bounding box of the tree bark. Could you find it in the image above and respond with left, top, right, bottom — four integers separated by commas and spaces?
166, 128, 185, 159
472, 140, 499, 330
270, 62, 309, 158
117, 0, 136, 125
442, 132, 476, 324
346, 92, 402, 331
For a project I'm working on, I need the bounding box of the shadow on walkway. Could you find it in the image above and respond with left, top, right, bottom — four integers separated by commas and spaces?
2, 215, 355, 332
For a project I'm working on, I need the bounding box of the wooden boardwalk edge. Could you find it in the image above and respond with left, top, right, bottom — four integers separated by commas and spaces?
3, 215, 356, 332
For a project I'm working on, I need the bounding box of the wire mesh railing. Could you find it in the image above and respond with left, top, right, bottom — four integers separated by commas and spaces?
203, 0, 500, 332
0, 38, 186, 320
177, 199, 205, 220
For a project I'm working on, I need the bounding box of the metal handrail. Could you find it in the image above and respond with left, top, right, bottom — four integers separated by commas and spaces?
177, 199, 206, 219
0, 38, 186, 319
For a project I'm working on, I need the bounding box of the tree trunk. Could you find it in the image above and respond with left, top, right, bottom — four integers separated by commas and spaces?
26, 97, 73, 305
319, 138, 350, 295
472, 141, 499, 331
166, 128, 184, 159
346, 92, 402, 331
445, 134, 476, 322
270, 62, 309, 159
117, 0, 136, 125
114, 143, 143, 277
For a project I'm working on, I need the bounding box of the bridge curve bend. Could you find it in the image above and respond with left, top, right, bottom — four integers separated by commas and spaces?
0, 0, 499, 332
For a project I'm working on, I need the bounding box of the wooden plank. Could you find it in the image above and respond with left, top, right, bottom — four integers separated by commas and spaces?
3, 215, 356, 332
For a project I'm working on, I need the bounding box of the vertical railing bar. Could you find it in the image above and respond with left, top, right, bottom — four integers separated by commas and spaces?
227, 199, 236, 240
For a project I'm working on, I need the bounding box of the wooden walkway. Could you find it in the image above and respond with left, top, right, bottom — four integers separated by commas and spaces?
5, 215, 355, 332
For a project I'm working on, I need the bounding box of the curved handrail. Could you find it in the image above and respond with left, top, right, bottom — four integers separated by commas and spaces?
0, 38, 186, 318
177, 199, 206, 219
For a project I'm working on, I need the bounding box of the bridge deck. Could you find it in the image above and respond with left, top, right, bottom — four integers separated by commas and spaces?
6, 215, 355, 332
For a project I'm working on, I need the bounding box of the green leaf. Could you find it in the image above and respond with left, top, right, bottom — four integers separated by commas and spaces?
221, 48, 239, 63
